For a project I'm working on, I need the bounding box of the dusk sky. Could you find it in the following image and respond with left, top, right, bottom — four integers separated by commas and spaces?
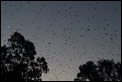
1, 1, 121, 81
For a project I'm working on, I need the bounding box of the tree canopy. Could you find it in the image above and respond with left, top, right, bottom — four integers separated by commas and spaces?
1, 32, 49, 81
74, 59, 121, 81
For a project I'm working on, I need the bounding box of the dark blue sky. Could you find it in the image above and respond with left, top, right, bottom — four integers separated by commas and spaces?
1, 1, 121, 81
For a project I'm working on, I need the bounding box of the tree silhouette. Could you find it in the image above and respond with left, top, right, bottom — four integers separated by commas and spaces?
74, 59, 121, 81
1, 32, 49, 81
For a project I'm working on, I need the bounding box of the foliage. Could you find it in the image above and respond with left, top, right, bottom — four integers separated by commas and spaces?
1, 32, 49, 81
74, 59, 121, 81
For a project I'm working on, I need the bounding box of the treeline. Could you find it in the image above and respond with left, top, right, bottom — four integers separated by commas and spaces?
1, 32, 121, 81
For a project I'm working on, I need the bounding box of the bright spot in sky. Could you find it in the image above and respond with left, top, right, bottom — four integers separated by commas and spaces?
8, 26, 11, 29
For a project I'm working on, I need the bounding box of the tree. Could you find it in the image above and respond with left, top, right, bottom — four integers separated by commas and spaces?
74, 59, 121, 81
1, 32, 49, 81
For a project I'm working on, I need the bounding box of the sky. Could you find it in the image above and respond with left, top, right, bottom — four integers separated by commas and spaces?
1, 1, 121, 81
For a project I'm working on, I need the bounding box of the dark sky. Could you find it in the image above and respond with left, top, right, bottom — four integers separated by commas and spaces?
1, 1, 121, 81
